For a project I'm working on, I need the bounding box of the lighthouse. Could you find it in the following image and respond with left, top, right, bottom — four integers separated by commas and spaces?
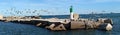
70, 6, 74, 20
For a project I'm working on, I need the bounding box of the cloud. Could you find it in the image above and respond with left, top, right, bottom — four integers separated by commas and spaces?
95, 0, 120, 2
1, 0, 120, 6
12, 2, 47, 7
53, 0, 120, 4
0, 0, 120, 16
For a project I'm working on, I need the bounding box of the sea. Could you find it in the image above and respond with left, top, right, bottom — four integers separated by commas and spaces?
0, 13, 120, 35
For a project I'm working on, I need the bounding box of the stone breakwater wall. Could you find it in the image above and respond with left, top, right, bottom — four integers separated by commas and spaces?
0, 18, 113, 31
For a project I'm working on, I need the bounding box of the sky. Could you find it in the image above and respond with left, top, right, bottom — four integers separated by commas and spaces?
0, 0, 120, 16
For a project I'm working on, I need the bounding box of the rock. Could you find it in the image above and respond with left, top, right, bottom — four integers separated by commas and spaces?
106, 23, 113, 31
36, 23, 42, 26
52, 24, 66, 30
98, 23, 113, 31
49, 24, 55, 30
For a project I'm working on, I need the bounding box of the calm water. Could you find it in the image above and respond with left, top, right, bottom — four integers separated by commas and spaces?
0, 13, 120, 35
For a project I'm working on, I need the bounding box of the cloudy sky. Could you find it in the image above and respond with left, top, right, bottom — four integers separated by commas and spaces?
0, 0, 120, 16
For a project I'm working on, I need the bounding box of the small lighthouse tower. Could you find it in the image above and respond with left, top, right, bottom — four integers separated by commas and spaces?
70, 6, 74, 20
